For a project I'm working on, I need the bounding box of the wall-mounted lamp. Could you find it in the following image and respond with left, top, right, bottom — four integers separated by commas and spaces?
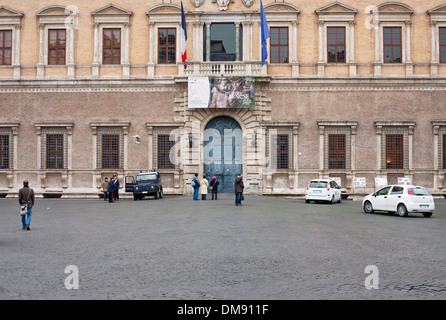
251, 131, 257, 147
188, 132, 193, 148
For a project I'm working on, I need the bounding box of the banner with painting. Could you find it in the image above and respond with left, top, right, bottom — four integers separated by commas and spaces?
188, 76, 255, 109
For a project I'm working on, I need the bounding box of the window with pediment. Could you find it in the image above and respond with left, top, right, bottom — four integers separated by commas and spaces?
427, 4, 446, 75
315, 2, 357, 76
91, 4, 132, 76
0, 6, 23, 78
36, 5, 77, 77
371, 2, 414, 75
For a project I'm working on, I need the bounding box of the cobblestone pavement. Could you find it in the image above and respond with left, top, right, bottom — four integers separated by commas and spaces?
1, 194, 445, 300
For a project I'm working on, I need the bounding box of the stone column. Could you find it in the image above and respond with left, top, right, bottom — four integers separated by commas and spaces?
92, 23, 100, 77
205, 22, 211, 61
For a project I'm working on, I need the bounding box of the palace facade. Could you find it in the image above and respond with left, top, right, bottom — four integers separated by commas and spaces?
0, 0, 446, 198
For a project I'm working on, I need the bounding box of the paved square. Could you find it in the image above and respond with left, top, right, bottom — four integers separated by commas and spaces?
1, 194, 445, 300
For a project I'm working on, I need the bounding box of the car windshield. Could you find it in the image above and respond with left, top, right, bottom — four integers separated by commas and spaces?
136, 174, 157, 182
309, 181, 327, 188
410, 187, 431, 196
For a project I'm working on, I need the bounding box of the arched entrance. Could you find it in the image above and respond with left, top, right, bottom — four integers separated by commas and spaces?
204, 116, 242, 193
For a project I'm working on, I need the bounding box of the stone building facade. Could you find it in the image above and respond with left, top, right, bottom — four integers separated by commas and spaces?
0, 0, 445, 197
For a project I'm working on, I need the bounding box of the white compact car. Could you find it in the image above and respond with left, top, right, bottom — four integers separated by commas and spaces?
305, 179, 342, 204
362, 185, 435, 217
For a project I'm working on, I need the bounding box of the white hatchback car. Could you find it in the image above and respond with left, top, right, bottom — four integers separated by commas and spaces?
305, 179, 342, 204
362, 185, 435, 217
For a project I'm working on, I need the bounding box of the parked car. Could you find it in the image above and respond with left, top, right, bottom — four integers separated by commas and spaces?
362, 185, 435, 217
125, 171, 163, 200
305, 179, 342, 204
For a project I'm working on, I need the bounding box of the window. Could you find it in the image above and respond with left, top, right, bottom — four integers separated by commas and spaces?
46, 134, 64, 169
103, 29, 121, 65
158, 135, 175, 169
205, 23, 242, 62
48, 29, 66, 65
0, 30, 12, 65
270, 27, 288, 63
384, 27, 402, 63
266, 128, 293, 170
440, 28, 446, 64
102, 134, 120, 169
0, 134, 10, 169
276, 135, 289, 169
377, 186, 391, 196
385, 134, 404, 169
390, 186, 404, 194
158, 28, 176, 64
327, 27, 345, 63
319, 122, 356, 171
328, 134, 346, 169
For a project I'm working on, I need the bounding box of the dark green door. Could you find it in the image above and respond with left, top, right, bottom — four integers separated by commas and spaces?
204, 116, 242, 193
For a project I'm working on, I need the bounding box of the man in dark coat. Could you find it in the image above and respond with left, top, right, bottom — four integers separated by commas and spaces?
234, 173, 244, 206
18, 180, 35, 230
210, 176, 219, 200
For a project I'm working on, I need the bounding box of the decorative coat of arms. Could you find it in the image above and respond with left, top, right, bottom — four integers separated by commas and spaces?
242, 0, 255, 8
190, 0, 204, 8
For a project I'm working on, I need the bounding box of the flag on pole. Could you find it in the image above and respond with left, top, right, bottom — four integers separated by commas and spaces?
181, 1, 187, 65
260, 0, 270, 66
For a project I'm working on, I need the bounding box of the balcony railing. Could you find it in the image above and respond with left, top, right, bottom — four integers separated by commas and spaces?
178, 61, 266, 77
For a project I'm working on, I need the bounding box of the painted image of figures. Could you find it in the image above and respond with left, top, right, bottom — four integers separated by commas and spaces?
209, 77, 255, 108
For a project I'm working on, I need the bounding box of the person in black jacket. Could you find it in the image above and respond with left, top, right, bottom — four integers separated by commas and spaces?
234, 174, 244, 206
210, 176, 219, 200
18, 180, 35, 230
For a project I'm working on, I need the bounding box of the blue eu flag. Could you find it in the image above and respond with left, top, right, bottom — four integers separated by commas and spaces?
260, 0, 270, 66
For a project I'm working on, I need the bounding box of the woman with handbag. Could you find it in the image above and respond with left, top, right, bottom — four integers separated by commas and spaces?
18, 180, 35, 230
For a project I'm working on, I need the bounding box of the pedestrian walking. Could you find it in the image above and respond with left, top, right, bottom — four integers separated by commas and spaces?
102, 177, 109, 201
200, 175, 209, 200
191, 173, 200, 200
210, 176, 219, 200
234, 173, 244, 206
108, 176, 115, 203
18, 180, 35, 230
112, 175, 120, 201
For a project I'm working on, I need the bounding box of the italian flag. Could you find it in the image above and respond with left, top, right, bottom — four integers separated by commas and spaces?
181, 1, 187, 64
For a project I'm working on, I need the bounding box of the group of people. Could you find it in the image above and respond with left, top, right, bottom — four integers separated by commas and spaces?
191, 174, 220, 200
102, 175, 120, 203
191, 173, 244, 206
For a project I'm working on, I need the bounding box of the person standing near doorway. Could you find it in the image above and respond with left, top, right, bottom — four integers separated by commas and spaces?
234, 173, 244, 206
210, 176, 219, 200
191, 173, 200, 200
18, 180, 35, 230
200, 175, 209, 200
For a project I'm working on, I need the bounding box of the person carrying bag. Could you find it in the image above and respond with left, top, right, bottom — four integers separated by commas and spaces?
18, 180, 35, 230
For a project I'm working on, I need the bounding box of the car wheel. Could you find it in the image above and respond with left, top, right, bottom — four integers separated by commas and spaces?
363, 201, 374, 213
305, 199, 310, 204
159, 189, 163, 198
133, 194, 137, 201
422, 212, 433, 218
338, 195, 342, 203
330, 196, 335, 204
397, 204, 408, 217
154, 191, 159, 199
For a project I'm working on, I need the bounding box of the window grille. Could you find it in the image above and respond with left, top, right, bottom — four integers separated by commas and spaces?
97, 127, 123, 169
0, 129, 11, 169
41, 128, 67, 169
381, 127, 409, 169
324, 127, 351, 170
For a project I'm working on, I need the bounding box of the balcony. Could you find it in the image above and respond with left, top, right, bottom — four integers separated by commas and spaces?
178, 61, 266, 77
